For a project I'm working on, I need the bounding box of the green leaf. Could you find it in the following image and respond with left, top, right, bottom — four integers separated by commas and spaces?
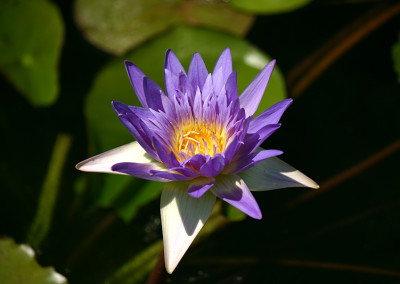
0, 0, 64, 106
84, 26, 286, 221
230, 0, 311, 14
115, 180, 164, 222
392, 32, 400, 83
0, 238, 68, 284
74, 0, 253, 55
27, 134, 72, 249
223, 203, 247, 221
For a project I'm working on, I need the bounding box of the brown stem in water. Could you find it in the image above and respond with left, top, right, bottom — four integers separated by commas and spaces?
287, 2, 400, 98
286, 139, 400, 209
146, 249, 167, 284
66, 213, 117, 268
279, 259, 400, 278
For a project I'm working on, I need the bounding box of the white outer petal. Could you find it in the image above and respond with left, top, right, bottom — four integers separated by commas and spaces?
160, 181, 216, 273
239, 157, 319, 191
76, 141, 164, 174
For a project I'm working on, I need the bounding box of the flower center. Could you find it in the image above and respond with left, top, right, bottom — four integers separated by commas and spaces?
173, 121, 227, 161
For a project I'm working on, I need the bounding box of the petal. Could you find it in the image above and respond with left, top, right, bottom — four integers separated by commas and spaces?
248, 98, 293, 134
224, 149, 283, 175
223, 136, 240, 165
161, 182, 216, 273
164, 49, 186, 76
239, 157, 319, 191
149, 170, 191, 181
152, 138, 179, 168
124, 61, 148, 108
225, 70, 238, 102
211, 175, 262, 219
170, 167, 200, 178
116, 112, 157, 159
239, 60, 276, 118
235, 124, 281, 159
76, 141, 160, 174
200, 155, 226, 177
188, 52, 208, 90
184, 154, 208, 172
187, 177, 215, 198
164, 68, 179, 99
112, 162, 170, 182
143, 77, 165, 111
212, 48, 232, 92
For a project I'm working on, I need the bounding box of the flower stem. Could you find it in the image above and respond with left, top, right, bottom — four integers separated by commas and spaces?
286, 139, 400, 209
287, 2, 400, 98
278, 259, 400, 278
146, 249, 167, 284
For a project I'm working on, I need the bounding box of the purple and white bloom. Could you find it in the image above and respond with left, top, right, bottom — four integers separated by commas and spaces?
76, 48, 318, 273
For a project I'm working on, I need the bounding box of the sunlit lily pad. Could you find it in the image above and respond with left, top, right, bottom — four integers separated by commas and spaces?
84, 26, 286, 221
231, 0, 311, 14
0, 238, 67, 284
74, 0, 253, 55
0, 0, 64, 106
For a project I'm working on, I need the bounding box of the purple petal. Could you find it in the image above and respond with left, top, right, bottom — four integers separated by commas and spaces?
164, 49, 186, 76
225, 70, 238, 103
202, 74, 213, 101
112, 100, 131, 115
115, 114, 157, 159
184, 154, 208, 171
178, 73, 194, 99
152, 138, 179, 168
235, 124, 281, 159
124, 61, 148, 108
187, 177, 216, 198
143, 77, 165, 111
223, 136, 240, 165
149, 170, 191, 181
212, 48, 232, 93
164, 69, 179, 99
188, 52, 208, 90
239, 60, 276, 118
200, 155, 226, 177
211, 175, 262, 219
170, 167, 200, 178
248, 98, 293, 134
224, 149, 283, 175
112, 162, 169, 182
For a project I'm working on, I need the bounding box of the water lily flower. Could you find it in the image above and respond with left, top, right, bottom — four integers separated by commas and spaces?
76, 48, 318, 273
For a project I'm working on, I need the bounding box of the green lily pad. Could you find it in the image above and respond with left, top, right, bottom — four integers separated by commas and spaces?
0, 238, 67, 284
392, 32, 400, 83
0, 0, 64, 106
84, 26, 286, 221
74, 0, 253, 55
231, 0, 311, 14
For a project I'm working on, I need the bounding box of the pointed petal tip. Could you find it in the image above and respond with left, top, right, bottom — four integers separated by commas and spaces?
164, 253, 178, 274
223, 47, 231, 54
161, 184, 216, 275
75, 161, 84, 171
310, 181, 320, 189
269, 59, 276, 66
124, 60, 133, 66
253, 211, 263, 220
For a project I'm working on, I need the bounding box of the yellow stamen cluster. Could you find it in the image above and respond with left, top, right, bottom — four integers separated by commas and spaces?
173, 120, 227, 161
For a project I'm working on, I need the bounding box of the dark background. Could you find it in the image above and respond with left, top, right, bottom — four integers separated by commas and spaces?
1, 0, 399, 283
